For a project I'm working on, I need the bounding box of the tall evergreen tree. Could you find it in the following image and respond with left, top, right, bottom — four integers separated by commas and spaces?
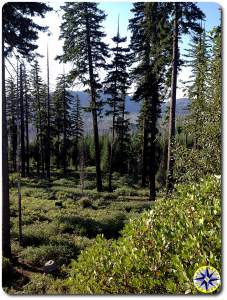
207, 25, 221, 172
174, 25, 221, 183
46, 45, 51, 179
30, 60, 47, 175
52, 74, 72, 173
2, 2, 52, 258
58, 2, 109, 191
23, 64, 31, 176
129, 2, 171, 200
166, 2, 204, 195
104, 19, 130, 192
71, 95, 84, 170
6, 77, 18, 172
19, 63, 26, 177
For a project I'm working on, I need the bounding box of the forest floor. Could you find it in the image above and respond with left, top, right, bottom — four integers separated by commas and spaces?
4, 169, 156, 294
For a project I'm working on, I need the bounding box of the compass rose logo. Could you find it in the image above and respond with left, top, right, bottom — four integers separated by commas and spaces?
193, 266, 221, 293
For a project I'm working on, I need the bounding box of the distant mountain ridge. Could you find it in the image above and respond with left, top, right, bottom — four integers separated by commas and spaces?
70, 91, 190, 116
28, 93, 190, 139
69, 91, 190, 133
70, 91, 140, 113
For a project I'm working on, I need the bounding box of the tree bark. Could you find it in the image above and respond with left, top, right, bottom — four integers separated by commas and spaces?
46, 45, 50, 180
2, 32, 12, 259
148, 90, 158, 201
141, 114, 148, 187
11, 114, 17, 173
62, 77, 67, 174
166, 3, 179, 195
19, 63, 25, 177
85, 4, 102, 192
24, 70, 30, 176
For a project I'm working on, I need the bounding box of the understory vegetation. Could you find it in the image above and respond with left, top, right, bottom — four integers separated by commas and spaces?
3, 171, 153, 294
4, 176, 220, 294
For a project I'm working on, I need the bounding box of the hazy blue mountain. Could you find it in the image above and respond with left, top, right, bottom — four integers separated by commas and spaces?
70, 91, 190, 116
29, 92, 190, 138
70, 91, 140, 113
161, 98, 190, 116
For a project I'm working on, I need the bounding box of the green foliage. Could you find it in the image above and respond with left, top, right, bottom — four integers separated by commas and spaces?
52, 74, 73, 171
3, 2, 52, 57
22, 274, 66, 295
20, 243, 77, 267
63, 177, 221, 294
175, 26, 221, 183
79, 197, 93, 208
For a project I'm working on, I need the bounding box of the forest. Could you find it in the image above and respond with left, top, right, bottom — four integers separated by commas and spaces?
2, 1, 221, 295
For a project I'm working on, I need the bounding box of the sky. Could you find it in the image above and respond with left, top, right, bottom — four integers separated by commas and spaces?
5, 1, 222, 99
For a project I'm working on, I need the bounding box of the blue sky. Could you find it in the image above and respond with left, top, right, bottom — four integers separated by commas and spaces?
100, 2, 221, 40
5, 1, 222, 97
197, 2, 221, 30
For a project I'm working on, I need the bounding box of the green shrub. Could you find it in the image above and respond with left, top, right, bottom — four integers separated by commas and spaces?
9, 173, 19, 187
85, 166, 96, 173
20, 242, 77, 267
22, 274, 66, 295
114, 186, 138, 197
22, 222, 59, 246
63, 176, 221, 294
79, 197, 93, 208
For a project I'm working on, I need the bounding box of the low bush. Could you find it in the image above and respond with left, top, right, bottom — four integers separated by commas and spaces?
22, 274, 66, 295
85, 166, 96, 173
63, 176, 221, 294
22, 222, 58, 246
79, 197, 93, 208
20, 242, 77, 267
9, 173, 19, 187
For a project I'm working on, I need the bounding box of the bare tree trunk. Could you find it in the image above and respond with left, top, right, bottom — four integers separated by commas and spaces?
148, 91, 157, 201
19, 63, 25, 177
35, 63, 43, 176
46, 45, 51, 180
36, 130, 40, 175
166, 3, 179, 195
79, 139, 86, 194
24, 66, 30, 176
57, 133, 60, 169
108, 138, 114, 192
17, 61, 23, 246
85, 4, 102, 192
11, 116, 17, 172
141, 114, 148, 187
2, 33, 12, 258
62, 73, 67, 174
17, 179, 23, 246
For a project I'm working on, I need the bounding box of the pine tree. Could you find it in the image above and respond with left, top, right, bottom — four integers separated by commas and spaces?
104, 18, 130, 191
6, 77, 18, 172
23, 64, 31, 177
71, 95, 84, 170
19, 63, 26, 177
46, 45, 51, 179
30, 60, 47, 175
129, 2, 171, 200
58, 2, 109, 191
166, 2, 204, 195
2, 1, 52, 258
186, 29, 209, 147
207, 25, 221, 173
174, 24, 221, 182
52, 74, 72, 173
